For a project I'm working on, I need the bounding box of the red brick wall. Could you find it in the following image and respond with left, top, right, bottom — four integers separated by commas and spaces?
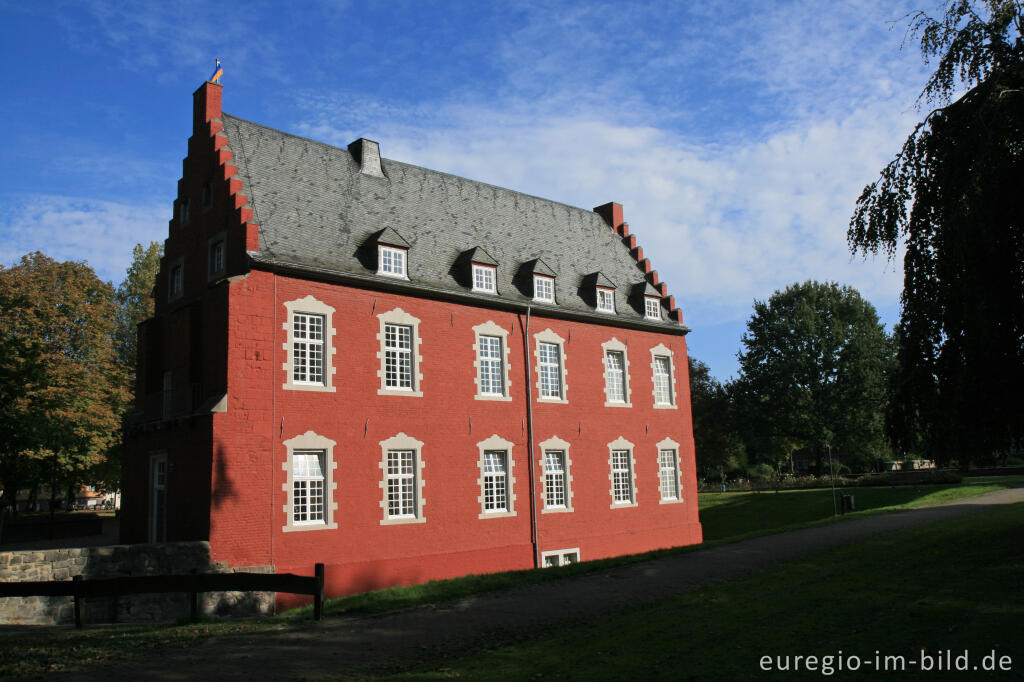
208, 269, 701, 595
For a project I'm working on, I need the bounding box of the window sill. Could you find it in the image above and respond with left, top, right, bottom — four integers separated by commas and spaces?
653, 403, 678, 410
478, 510, 517, 519
537, 397, 569, 405
285, 383, 337, 393
282, 521, 338, 532
378, 387, 423, 397
379, 516, 426, 526
658, 497, 685, 505
475, 393, 513, 402
610, 501, 638, 509
541, 506, 574, 514
604, 401, 632, 408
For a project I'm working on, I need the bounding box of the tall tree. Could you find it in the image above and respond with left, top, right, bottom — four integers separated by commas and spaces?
732, 281, 894, 474
848, 1, 1023, 465
688, 356, 744, 479
114, 242, 162, 371
0, 253, 129, 515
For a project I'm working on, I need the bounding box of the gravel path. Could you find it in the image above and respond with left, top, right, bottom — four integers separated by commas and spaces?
62, 488, 1024, 680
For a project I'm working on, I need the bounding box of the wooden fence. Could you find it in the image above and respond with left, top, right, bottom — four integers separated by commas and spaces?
0, 563, 325, 627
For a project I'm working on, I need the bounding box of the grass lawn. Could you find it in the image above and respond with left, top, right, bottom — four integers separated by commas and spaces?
386, 502, 1024, 680
697, 476, 1023, 543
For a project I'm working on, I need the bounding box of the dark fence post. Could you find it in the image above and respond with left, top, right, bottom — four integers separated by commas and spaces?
73, 575, 83, 629
314, 563, 324, 621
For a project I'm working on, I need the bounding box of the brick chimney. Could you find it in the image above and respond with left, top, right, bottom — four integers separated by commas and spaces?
593, 202, 624, 231
193, 81, 223, 135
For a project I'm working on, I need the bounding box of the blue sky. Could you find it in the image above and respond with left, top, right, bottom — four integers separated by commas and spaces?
0, 0, 935, 380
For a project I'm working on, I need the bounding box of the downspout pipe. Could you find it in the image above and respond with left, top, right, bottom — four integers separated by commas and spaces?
523, 306, 540, 569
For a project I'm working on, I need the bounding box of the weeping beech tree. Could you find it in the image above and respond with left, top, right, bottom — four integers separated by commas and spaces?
849, 1, 1023, 466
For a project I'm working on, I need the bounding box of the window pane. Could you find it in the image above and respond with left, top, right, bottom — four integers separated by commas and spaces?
292, 450, 326, 523
292, 313, 325, 384
605, 351, 625, 402
654, 356, 672, 405
387, 449, 416, 517
482, 450, 508, 512
660, 449, 680, 499
479, 335, 504, 395
544, 450, 566, 507
385, 323, 413, 389
612, 449, 632, 503
539, 342, 562, 398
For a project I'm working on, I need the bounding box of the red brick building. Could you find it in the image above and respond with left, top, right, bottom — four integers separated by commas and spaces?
122, 81, 702, 602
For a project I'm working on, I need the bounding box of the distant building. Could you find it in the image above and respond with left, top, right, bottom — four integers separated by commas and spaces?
121, 82, 702, 603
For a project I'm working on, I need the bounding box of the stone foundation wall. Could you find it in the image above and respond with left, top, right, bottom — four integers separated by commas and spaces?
0, 541, 274, 625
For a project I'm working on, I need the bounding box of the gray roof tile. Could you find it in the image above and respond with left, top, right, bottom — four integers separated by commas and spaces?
221, 113, 678, 327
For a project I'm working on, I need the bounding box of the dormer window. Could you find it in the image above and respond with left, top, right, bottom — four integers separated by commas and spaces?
202, 181, 213, 209
645, 296, 661, 320
472, 264, 497, 294
378, 245, 407, 278
365, 227, 411, 280
179, 198, 191, 225
596, 287, 615, 313
533, 275, 555, 303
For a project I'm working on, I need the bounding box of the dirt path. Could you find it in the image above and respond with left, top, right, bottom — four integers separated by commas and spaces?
60, 488, 1024, 680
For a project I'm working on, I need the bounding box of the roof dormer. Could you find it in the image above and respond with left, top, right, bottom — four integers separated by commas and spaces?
365, 227, 410, 279
455, 246, 499, 294
583, 272, 616, 314
519, 258, 557, 304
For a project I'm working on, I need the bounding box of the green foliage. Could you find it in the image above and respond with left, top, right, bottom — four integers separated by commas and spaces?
688, 355, 745, 478
114, 242, 162, 371
849, 1, 1024, 465
0, 253, 129, 511
731, 281, 895, 473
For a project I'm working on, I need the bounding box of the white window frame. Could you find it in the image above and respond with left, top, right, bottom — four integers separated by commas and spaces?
538, 436, 573, 513
282, 431, 338, 531
282, 296, 337, 392
208, 232, 226, 279
650, 343, 678, 408
534, 328, 568, 404
533, 274, 555, 303
473, 321, 512, 401
376, 308, 423, 397
656, 437, 684, 504
596, 286, 615, 313
471, 264, 497, 294
600, 338, 632, 407
378, 432, 426, 524
378, 245, 408, 278
476, 434, 516, 518
608, 437, 638, 508
541, 548, 580, 567
168, 257, 184, 301
645, 296, 662, 320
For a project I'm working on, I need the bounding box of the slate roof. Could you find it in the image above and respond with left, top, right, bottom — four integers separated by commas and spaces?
221, 113, 680, 329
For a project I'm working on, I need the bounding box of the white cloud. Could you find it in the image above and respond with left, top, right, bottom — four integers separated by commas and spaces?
0, 195, 167, 284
